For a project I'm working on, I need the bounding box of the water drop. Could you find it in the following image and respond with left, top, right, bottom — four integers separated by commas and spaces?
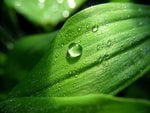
78, 27, 81, 31
98, 56, 103, 63
86, 25, 89, 29
61, 44, 64, 47
97, 45, 101, 51
92, 25, 98, 32
107, 40, 111, 47
68, 43, 82, 58
75, 74, 78, 78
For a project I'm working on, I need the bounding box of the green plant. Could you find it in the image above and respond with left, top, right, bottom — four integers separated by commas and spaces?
0, 0, 150, 113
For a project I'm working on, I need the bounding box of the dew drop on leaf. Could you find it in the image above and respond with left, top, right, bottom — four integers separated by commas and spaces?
107, 40, 112, 47
92, 25, 98, 32
97, 45, 101, 51
75, 74, 78, 78
68, 43, 82, 58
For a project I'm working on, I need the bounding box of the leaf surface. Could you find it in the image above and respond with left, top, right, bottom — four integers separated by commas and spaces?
9, 3, 150, 97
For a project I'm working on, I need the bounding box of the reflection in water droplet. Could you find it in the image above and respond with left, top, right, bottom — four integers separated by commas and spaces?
57, 0, 64, 4
62, 10, 70, 18
92, 25, 98, 32
68, 43, 82, 58
67, 0, 76, 9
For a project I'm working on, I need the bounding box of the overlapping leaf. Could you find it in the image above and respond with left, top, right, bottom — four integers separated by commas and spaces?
5, 31, 57, 81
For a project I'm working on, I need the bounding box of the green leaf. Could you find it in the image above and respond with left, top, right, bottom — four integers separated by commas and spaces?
9, 3, 150, 97
5, 31, 57, 81
1, 94, 150, 113
5, 0, 87, 27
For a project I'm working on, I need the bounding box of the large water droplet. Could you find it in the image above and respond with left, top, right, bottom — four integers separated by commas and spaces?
68, 43, 82, 58
92, 25, 98, 32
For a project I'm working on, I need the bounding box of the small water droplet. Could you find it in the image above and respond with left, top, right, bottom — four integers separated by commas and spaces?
78, 27, 81, 31
75, 74, 78, 78
86, 25, 89, 29
92, 25, 98, 32
68, 43, 82, 58
98, 56, 103, 63
107, 40, 112, 47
